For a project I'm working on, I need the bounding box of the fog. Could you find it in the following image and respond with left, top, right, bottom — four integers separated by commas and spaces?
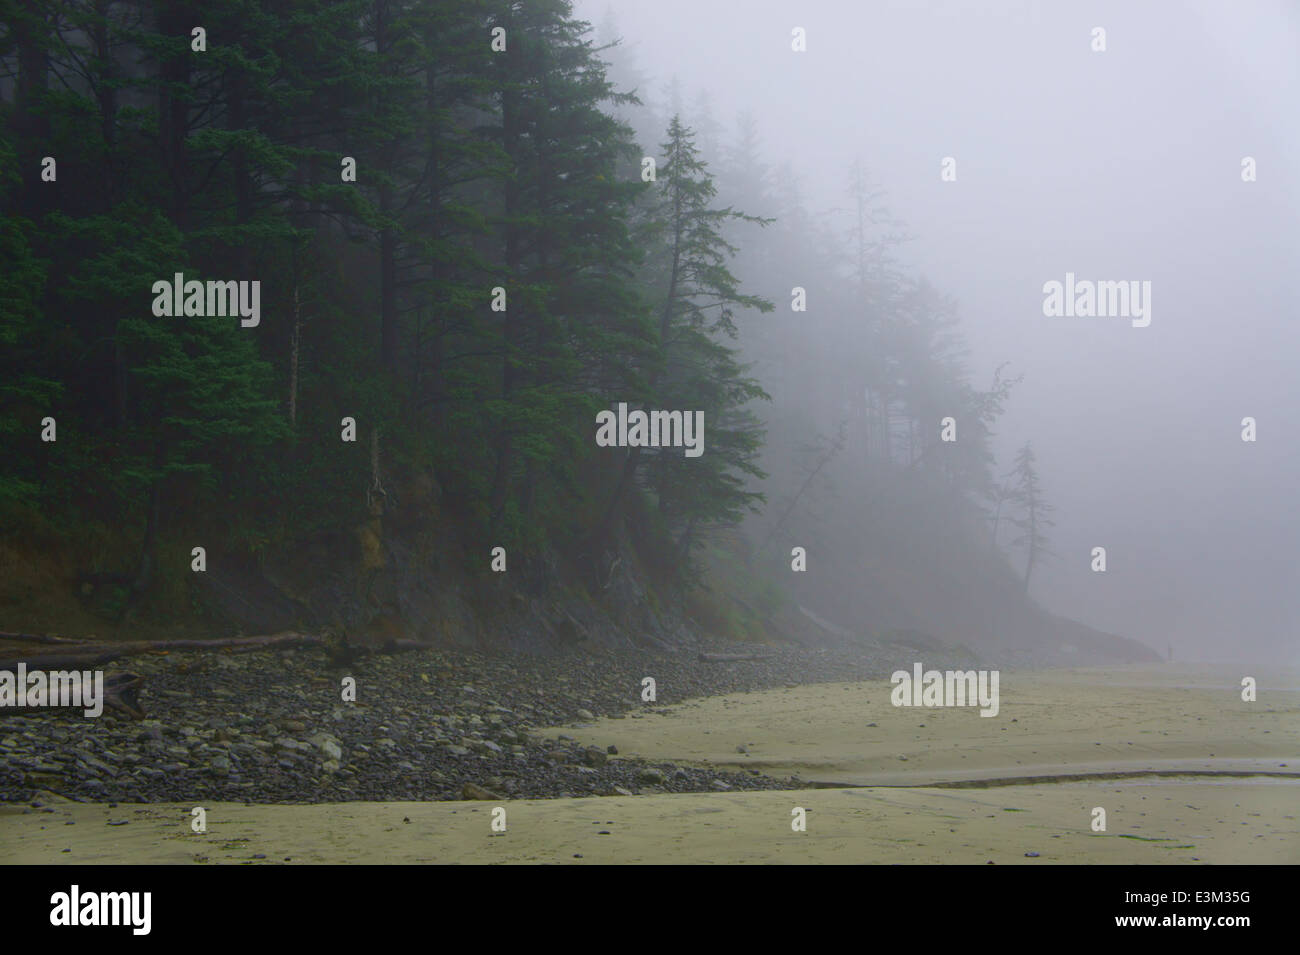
580, 0, 1300, 664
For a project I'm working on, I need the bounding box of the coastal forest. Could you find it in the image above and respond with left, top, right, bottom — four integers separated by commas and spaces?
0, 0, 1152, 664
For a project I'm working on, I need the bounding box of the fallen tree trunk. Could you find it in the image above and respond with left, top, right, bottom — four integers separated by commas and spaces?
0, 631, 445, 674
0, 650, 125, 671
0, 632, 325, 673
0, 632, 91, 646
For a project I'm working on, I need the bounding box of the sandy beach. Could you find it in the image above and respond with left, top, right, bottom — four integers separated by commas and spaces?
537, 663, 1300, 787
4, 664, 1296, 864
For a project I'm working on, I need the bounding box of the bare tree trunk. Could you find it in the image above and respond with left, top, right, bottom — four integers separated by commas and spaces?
14, 0, 51, 217
288, 282, 301, 425
368, 428, 386, 512
753, 424, 846, 563
92, 0, 117, 196
123, 481, 161, 620
675, 516, 698, 561
1023, 491, 1038, 594
380, 215, 398, 369
990, 500, 1003, 550
880, 392, 893, 464
158, 2, 193, 230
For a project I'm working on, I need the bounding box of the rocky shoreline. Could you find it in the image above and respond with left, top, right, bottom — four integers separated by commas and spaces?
0, 643, 992, 805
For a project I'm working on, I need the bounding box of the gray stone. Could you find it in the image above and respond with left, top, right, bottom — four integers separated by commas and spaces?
462, 782, 502, 801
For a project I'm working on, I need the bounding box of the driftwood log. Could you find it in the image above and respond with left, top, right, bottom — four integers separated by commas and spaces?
0, 670, 145, 720
0, 632, 327, 673
101, 671, 146, 719
0, 632, 89, 646
0, 633, 328, 722
0, 631, 440, 721
0, 631, 444, 665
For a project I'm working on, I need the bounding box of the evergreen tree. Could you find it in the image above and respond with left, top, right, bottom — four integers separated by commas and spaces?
0, 0, 1022, 632
0, 129, 57, 509
1007, 441, 1055, 594
480, 0, 647, 541
601, 114, 772, 560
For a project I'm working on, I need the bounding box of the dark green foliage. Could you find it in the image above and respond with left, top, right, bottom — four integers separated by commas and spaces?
0, 0, 1014, 627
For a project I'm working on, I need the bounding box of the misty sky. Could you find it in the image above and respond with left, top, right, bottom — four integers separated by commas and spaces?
579, 0, 1300, 663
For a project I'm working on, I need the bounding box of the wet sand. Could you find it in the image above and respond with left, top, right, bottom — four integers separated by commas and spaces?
4, 664, 1297, 864
539, 663, 1300, 787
